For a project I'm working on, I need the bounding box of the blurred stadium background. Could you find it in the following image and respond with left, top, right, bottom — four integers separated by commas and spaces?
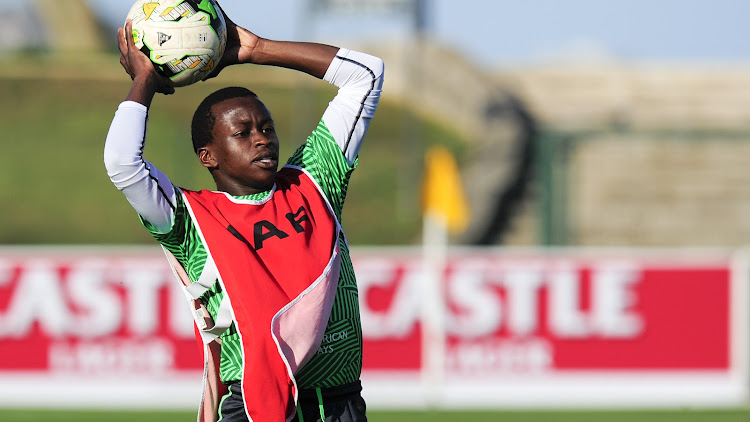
1, 0, 750, 420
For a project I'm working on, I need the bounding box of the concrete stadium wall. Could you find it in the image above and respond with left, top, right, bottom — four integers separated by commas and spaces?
499, 64, 750, 246
359, 40, 750, 247
497, 63, 750, 132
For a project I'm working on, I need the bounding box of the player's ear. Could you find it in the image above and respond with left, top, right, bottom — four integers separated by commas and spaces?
197, 146, 217, 169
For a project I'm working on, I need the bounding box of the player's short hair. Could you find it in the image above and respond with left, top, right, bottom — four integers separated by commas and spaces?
191, 86, 259, 153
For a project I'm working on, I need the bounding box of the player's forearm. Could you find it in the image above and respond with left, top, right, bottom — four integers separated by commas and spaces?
124, 74, 159, 107
248, 37, 339, 80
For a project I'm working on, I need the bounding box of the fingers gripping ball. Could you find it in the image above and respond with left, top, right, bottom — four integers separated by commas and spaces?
125, 0, 227, 87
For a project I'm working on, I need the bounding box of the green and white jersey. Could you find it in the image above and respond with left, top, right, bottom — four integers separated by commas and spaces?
149, 120, 362, 388
104, 48, 384, 390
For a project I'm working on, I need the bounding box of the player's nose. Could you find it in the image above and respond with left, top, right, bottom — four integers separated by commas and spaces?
252, 132, 269, 146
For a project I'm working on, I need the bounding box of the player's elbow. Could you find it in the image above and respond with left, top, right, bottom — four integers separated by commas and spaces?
370, 56, 385, 91
103, 139, 142, 188
102, 140, 125, 176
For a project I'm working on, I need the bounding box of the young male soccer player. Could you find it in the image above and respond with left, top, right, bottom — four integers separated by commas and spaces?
104, 7, 384, 422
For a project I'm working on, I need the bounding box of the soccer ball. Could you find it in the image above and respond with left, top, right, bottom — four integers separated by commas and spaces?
125, 0, 227, 87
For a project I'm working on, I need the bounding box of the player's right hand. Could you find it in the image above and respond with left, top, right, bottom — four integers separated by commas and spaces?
118, 20, 175, 95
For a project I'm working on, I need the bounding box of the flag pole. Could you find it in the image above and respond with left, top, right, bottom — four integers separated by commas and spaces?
421, 210, 447, 408
420, 146, 469, 408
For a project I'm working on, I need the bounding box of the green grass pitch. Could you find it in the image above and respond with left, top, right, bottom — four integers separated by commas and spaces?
1, 408, 750, 422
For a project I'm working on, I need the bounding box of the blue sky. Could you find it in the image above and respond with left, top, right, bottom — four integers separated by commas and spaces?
17, 0, 750, 67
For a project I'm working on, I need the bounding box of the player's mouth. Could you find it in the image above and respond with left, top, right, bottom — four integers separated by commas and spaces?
252, 154, 278, 169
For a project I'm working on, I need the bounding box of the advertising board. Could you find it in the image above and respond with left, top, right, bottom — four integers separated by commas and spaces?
0, 247, 746, 409
357, 248, 748, 408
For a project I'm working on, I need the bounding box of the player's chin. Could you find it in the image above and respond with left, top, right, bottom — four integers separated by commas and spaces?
247, 168, 278, 189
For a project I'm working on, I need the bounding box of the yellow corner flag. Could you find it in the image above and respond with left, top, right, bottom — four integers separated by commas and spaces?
422, 146, 470, 234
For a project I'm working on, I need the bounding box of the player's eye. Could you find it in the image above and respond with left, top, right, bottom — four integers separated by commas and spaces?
262, 126, 275, 134
234, 130, 249, 137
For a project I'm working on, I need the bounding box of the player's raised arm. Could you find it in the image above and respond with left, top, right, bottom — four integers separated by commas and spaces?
103, 19, 179, 234
209, 5, 338, 80
320, 49, 384, 165
211, 4, 385, 165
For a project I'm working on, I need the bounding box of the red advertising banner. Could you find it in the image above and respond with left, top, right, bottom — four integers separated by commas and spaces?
357, 251, 732, 374
0, 247, 746, 409
0, 250, 200, 376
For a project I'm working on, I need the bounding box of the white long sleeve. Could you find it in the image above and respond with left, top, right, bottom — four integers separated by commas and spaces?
103, 101, 177, 233
322, 48, 385, 165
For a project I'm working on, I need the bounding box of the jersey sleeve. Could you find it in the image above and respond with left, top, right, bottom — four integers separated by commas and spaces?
320, 48, 385, 166
104, 101, 179, 235
286, 48, 384, 216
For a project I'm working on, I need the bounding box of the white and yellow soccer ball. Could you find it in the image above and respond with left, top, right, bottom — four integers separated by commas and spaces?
125, 0, 227, 87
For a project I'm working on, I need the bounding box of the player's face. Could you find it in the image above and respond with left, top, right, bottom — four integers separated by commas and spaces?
206, 96, 280, 195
